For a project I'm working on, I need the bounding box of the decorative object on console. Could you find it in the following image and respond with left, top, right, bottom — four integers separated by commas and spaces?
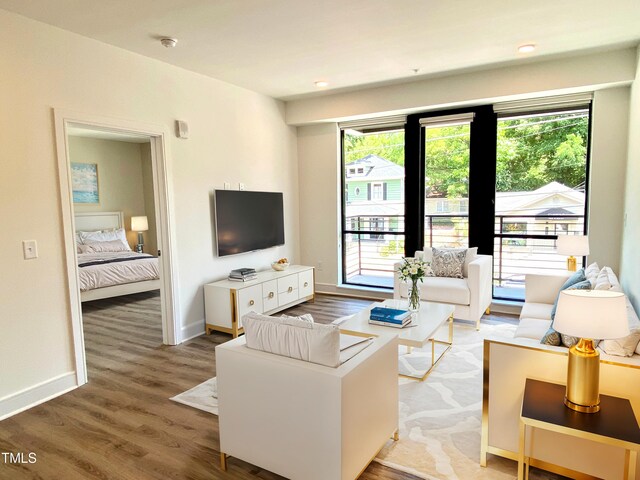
131, 215, 148, 253
553, 289, 629, 413
228, 268, 257, 282
397, 257, 430, 311
557, 234, 589, 272
271, 258, 289, 271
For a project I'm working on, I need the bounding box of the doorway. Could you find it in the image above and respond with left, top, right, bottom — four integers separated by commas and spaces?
54, 110, 180, 387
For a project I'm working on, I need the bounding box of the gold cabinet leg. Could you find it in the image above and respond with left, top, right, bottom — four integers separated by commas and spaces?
220, 452, 228, 471
485, 307, 491, 315
392, 429, 399, 441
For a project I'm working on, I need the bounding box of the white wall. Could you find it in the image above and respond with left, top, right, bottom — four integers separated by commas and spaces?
0, 10, 298, 414
589, 88, 630, 273
621, 47, 640, 313
140, 143, 158, 256
69, 136, 149, 249
295, 58, 634, 290
287, 48, 637, 125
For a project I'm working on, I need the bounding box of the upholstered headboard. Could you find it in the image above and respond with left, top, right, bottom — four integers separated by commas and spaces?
74, 211, 124, 232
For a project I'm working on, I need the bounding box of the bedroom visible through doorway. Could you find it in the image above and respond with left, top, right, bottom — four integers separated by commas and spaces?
54, 110, 179, 388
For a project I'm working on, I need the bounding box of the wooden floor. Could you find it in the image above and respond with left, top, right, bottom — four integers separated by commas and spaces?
0, 293, 517, 480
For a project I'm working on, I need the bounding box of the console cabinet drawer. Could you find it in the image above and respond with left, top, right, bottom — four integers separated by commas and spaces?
237, 285, 263, 325
262, 280, 278, 312
277, 274, 298, 294
278, 286, 299, 307
299, 269, 314, 298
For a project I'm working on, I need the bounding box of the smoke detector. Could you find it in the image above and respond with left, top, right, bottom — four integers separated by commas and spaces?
160, 38, 178, 48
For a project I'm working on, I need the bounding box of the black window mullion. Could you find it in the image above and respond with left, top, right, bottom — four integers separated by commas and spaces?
468, 105, 497, 256
404, 115, 423, 257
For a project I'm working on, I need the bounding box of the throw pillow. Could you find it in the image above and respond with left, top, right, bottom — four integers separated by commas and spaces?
541, 274, 590, 348
585, 262, 600, 288
431, 248, 466, 279
599, 328, 640, 357
419, 247, 477, 277
541, 328, 561, 346
550, 269, 587, 320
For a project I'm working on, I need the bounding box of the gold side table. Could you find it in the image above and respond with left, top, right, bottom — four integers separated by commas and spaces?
518, 378, 640, 480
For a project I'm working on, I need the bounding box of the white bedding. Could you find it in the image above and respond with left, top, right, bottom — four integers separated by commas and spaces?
78, 251, 160, 292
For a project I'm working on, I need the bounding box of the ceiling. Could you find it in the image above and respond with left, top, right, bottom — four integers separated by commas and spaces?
1, 0, 639, 99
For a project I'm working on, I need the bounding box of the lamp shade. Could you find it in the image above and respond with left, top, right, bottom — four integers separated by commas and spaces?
557, 235, 589, 256
131, 216, 148, 232
553, 290, 629, 340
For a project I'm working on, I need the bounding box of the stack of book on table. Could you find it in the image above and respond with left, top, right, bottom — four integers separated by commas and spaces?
368, 306, 413, 328
228, 268, 257, 282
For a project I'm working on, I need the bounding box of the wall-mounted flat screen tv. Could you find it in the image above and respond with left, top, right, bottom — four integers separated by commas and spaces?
214, 190, 285, 257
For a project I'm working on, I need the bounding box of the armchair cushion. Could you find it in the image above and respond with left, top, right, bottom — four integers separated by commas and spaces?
242, 312, 340, 367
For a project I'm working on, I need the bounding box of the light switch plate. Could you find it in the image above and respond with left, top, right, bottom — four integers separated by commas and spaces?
239, 183, 245, 191
23, 240, 38, 259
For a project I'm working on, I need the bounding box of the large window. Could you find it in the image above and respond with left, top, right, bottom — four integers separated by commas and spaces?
422, 114, 472, 249
341, 122, 405, 288
493, 108, 590, 300
340, 95, 591, 295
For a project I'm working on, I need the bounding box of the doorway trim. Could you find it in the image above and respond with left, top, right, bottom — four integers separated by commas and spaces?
54, 109, 181, 386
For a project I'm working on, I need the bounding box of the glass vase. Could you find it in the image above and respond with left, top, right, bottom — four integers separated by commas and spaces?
407, 278, 421, 312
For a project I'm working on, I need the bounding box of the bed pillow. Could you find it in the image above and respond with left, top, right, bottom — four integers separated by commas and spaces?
79, 240, 131, 253
80, 228, 131, 250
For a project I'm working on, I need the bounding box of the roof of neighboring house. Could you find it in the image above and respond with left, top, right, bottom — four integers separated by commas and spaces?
345, 154, 404, 181
495, 181, 585, 215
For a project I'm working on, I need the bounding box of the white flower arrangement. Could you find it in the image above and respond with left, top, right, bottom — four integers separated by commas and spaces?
397, 257, 430, 283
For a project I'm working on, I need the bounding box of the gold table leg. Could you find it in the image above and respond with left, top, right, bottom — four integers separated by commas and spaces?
517, 420, 525, 480
220, 452, 228, 471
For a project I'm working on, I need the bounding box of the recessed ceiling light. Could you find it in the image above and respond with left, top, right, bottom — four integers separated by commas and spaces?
315, 81, 329, 88
518, 44, 536, 54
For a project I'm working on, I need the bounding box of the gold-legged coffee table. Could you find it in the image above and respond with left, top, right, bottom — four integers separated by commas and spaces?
337, 299, 454, 381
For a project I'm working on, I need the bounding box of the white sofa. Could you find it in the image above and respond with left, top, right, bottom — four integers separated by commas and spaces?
216, 329, 399, 480
394, 248, 493, 329
482, 268, 640, 479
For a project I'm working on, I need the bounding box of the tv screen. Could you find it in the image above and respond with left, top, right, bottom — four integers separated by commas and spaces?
214, 190, 285, 257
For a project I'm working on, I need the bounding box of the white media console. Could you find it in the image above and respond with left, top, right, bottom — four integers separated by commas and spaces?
204, 265, 315, 337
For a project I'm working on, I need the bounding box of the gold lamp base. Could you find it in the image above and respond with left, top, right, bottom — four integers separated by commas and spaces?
565, 338, 600, 413
566, 255, 577, 272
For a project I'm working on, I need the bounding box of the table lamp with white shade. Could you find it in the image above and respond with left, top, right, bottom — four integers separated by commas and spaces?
557, 235, 589, 272
553, 289, 629, 413
131, 216, 148, 253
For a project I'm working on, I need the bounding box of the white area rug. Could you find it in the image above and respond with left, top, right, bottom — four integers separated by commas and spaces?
170, 377, 218, 415
170, 323, 564, 479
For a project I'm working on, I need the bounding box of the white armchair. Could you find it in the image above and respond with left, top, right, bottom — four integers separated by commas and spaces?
394, 249, 493, 329
216, 333, 399, 480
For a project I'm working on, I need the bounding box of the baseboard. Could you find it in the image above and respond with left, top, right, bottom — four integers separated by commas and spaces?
181, 319, 205, 343
315, 282, 393, 301
0, 372, 77, 421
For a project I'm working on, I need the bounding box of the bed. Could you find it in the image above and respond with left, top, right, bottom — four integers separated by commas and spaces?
75, 212, 160, 302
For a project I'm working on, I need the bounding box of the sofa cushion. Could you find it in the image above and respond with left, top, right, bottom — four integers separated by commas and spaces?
242, 312, 340, 367
420, 276, 470, 305
431, 247, 466, 279
516, 318, 552, 340
520, 302, 553, 321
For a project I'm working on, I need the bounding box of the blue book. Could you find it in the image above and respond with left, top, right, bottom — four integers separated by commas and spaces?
369, 307, 411, 323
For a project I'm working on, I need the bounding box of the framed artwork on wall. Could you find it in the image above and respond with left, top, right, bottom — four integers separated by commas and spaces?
71, 163, 99, 204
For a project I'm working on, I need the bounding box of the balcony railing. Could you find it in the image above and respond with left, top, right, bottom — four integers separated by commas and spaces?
343, 213, 585, 299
